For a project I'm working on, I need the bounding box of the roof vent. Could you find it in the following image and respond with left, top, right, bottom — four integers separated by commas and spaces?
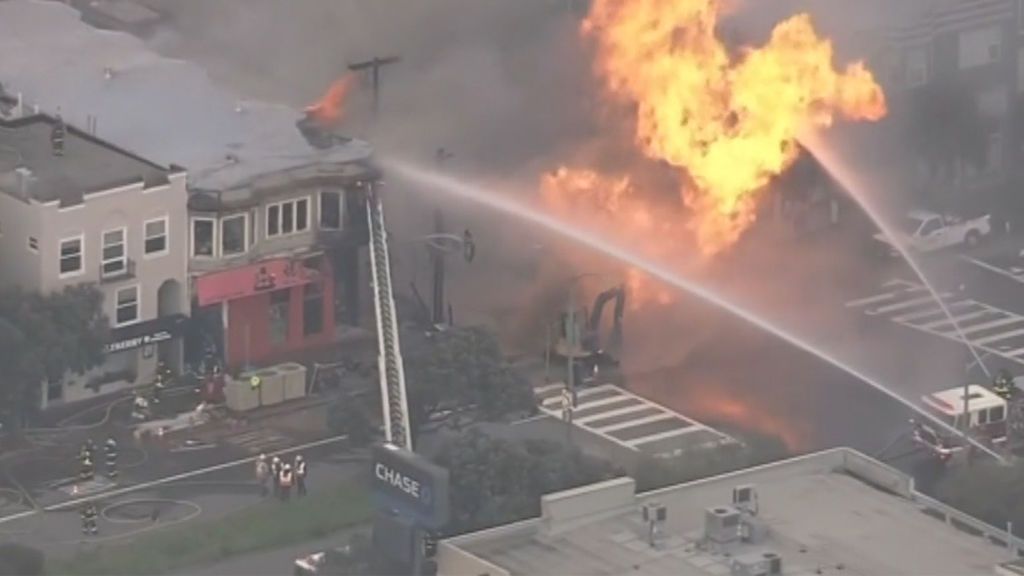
15, 166, 34, 197
104, 67, 115, 80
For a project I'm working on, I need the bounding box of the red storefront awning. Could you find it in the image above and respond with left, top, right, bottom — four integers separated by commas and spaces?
196, 257, 319, 307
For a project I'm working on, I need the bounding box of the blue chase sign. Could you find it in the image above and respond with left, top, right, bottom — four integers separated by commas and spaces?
371, 443, 450, 529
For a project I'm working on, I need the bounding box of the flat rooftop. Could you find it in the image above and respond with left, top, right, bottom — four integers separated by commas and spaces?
0, 114, 170, 206
0, 0, 373, 192
442, 449, 1011, 576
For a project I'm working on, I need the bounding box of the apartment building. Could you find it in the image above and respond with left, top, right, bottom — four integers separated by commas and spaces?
887, 0, 1024, 182
0, 114, 188, 407
0, 0, 378, 372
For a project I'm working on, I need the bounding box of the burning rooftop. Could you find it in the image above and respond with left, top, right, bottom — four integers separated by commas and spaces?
0, 0, 373, 193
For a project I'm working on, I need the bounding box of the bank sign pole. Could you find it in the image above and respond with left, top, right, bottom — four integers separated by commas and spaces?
371, 443, 450, 575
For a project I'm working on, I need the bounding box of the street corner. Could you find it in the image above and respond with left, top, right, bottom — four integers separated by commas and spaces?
0, 484, 33, 521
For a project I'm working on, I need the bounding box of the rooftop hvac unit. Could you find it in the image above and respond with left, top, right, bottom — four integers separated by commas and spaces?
730, 552, 783, 576
733, 484, 758, 515
704, 506, 742, 545
641, 502, 667, 523
740, 514, 771, 544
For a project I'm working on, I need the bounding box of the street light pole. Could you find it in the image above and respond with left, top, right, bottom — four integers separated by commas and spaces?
431, 148, 454, 325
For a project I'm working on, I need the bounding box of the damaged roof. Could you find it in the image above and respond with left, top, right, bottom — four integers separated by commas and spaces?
0, 0, 374, 192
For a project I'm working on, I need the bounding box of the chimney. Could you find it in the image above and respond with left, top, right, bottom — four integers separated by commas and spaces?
51, 114, 67, 156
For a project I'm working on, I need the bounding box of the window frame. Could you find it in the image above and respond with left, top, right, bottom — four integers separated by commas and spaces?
143, 216, 170, 258
191, 217, 217, 259
101, 226, 128, 277
58, 233, 85, 278
319, 189, 344, 230
265, 196, 312, 238
114, 284, 141, 327
220, 212, 249, 257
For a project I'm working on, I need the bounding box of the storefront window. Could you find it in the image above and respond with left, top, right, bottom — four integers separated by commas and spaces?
269, 289, 290, 345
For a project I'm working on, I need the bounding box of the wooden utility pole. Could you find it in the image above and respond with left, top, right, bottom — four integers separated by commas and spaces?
348, 56, 400, 120
431, 148, 454, 325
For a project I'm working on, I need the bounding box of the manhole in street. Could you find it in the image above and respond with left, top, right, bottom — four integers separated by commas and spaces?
102, 499, 200, 524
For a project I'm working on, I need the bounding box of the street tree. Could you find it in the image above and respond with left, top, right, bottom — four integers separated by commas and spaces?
935, 458, 1024, 529
0, 285, 108, 430
432, 431, 624, 534
404, 326, 536, 435
906, 80, 988, 206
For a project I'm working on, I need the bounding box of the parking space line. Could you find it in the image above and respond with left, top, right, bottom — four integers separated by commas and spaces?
962, 255, 1024, 284
1002, 347, 1024, 358
974, 328, 1024, 346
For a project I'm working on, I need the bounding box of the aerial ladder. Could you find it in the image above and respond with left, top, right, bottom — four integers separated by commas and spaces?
366, 183, 412, 450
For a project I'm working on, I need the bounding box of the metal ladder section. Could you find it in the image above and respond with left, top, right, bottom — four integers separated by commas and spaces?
366, 187, 412, 450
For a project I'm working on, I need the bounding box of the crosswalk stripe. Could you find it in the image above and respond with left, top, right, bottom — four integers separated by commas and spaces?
918, 309, 993, 330
947, 315, 1024, 337
870, 294, 950, 315
845, 291, 902, 308
627, 427, 698, 447
592, 413, 678, 433
574, 403, 651, 425
974, 327, 1024, 346
892, 301, 973, 323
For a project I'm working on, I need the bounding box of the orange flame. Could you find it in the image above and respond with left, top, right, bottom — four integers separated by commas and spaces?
547, 0, 886, 258
305, 74, 356, 126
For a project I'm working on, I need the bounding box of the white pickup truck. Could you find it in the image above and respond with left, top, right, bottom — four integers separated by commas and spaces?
875, 210, 991, 255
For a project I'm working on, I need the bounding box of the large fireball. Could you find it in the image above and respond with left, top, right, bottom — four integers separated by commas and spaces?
553, 0, 886, 256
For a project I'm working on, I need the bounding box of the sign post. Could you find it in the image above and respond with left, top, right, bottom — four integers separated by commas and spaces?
371, 443, 450, 575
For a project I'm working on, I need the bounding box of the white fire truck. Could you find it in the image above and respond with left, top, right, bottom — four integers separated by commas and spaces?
913, 384, 1011, 460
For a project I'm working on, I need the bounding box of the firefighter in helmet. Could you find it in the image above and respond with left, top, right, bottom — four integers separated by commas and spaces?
993, 369, 1014, 400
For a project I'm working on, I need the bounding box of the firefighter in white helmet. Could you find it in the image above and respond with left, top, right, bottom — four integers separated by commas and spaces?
255, 454, 270, 497
278, 463, 294, 502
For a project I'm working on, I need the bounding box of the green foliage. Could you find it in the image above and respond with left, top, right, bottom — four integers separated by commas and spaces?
0, 285, 107, 427
935, 459, 1024, 529
327, 394, 376, 448
432, 431, 625, 535
634, 433, 789, 492
405, 327, 536, 432
49, 480, 372, 576
0, 543, 45, 576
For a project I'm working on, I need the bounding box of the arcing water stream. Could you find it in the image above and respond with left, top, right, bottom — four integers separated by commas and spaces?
800, 130, 992, 380
382, 157, 1005, 462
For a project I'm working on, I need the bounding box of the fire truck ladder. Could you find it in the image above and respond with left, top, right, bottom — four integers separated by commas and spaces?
366, 187, 412, 450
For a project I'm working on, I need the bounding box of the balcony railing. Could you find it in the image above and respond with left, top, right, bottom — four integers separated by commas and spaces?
99, 258, 136, 283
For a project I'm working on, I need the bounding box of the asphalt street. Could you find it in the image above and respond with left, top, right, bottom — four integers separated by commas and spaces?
0, 435, 365, 564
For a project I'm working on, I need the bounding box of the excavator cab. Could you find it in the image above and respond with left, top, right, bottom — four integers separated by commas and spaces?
552, 285, 625, 383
